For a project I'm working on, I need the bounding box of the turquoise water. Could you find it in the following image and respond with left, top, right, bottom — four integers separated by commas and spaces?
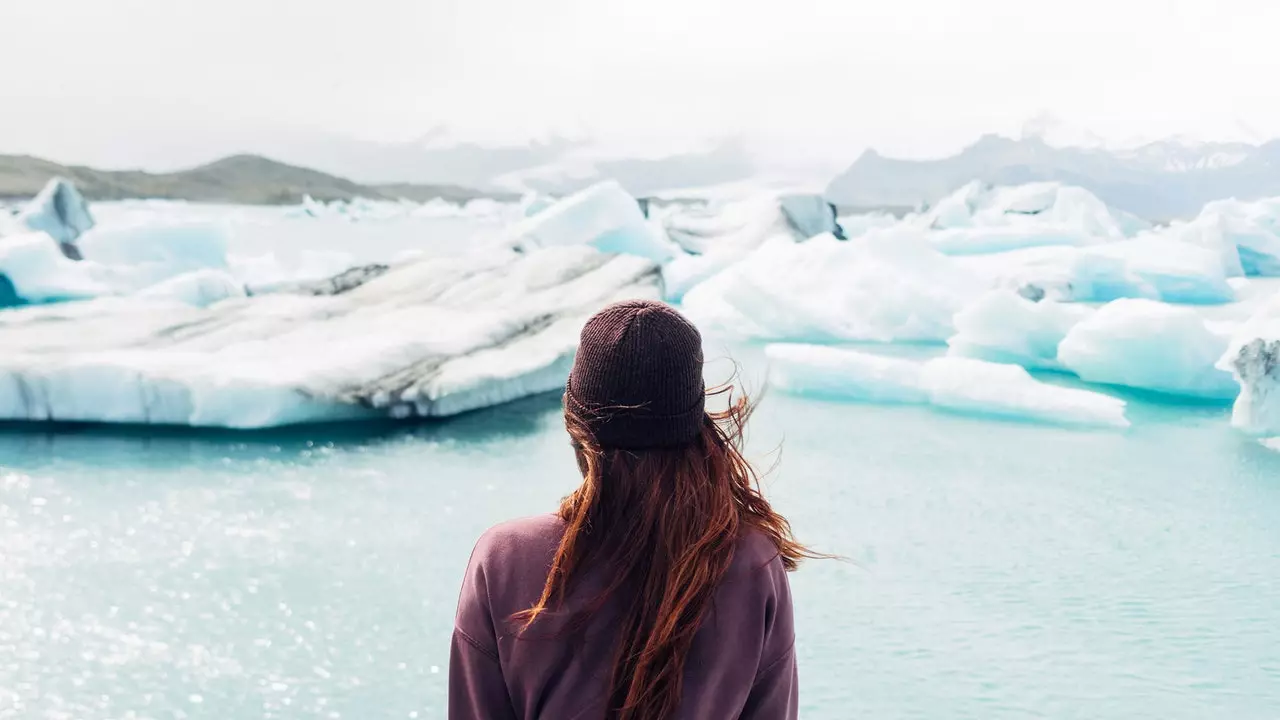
2, 354, 1279, 719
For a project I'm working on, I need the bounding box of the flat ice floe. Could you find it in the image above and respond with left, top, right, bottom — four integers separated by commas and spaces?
0, 246, 659, 428
765, 343, 1129, 429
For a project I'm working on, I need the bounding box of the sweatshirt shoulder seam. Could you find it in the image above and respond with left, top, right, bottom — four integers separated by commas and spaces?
754, 636, 796, 681
455, 626, 501, 664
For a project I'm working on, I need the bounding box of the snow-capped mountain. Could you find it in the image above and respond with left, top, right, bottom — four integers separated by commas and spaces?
826, 127, 1280, 220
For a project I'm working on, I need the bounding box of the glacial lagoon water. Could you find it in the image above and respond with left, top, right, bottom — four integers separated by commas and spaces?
2, 351, 1279, 720
3, 204, 1280, 719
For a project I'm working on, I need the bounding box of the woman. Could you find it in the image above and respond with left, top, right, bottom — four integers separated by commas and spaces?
450, 299, 815, 720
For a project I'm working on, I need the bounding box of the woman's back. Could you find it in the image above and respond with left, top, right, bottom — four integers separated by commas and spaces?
450, 514, 797, 720
448, 299, 811, 720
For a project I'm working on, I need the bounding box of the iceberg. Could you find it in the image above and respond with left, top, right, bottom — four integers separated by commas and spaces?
766, 343, 1128, 429
1217, 294, 1280, 435
924, 181, 1138, 240
12, 178, 95, 249
1058, 299, 1238, 400
504, 180, 677, 264
961, 236, 1235, 304
682, 231, 983, 343
0, 221, 232, 306
0, 246, 660, 428
0, 233, 109, 305
1156, 214, 1246, 278
777, 194, 843, 240
659, 193, 802, 301
1196, 198, 1280, 276
947, 291, 1092, 370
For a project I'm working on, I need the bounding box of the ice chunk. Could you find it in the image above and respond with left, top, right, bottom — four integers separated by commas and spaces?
836, 212, 898, 240
929, 226, 1090, 255
1197, 198, 1280, 276
948, 291, 1093, 370
1058, 299, 1238, 399
78, 221, 228, 275
0, 221, 233, 306
766, 343, 1128, 428
778, 194, 842, 240
0, 246, 661, 428
659, 193, 802, 301
1217, 293, 1280, 435
661, 194, 796, 254
924, 181, 1134, 240
0, 233, 109, 305
135, 269, 246, 307
1156, 214, 1245, 278
14, 178, 95, 246
962, 236, 1235, 304
682, 230, 983, 343
765, 343, 927, 404
505, 180, 676, 263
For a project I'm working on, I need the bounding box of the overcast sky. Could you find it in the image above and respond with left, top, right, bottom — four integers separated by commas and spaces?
4, 0, 1279, 168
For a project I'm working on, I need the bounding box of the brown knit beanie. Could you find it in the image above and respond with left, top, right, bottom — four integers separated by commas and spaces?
566, 299, 705, 449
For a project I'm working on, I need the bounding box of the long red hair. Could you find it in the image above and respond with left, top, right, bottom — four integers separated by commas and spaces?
515, 385, 818, 720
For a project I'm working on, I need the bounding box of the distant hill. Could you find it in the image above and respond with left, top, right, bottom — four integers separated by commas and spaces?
0, 154, 509, 205
826, 134, 1280, 221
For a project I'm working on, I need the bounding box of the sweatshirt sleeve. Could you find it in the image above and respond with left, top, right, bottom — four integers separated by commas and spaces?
448, 543, 518, 720
738, 556, 799, 720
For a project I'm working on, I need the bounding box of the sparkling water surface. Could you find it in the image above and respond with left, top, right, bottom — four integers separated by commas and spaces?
2, 362, 1278, 719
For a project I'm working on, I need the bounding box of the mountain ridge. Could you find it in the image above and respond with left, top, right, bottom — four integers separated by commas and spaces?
826, 134, 1280, 220
0, 153, 508, 205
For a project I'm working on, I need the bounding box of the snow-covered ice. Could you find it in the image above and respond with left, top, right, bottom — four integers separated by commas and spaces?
766, 343, 1129, 429
947, 291, 1092, 370
0, 246, 660, 428
1058, 299, 1238, 400
682, 231, 982, 343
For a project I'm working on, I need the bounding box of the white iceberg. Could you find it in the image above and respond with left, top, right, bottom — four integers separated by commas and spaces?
1058, 298, 1238, 400
1195, 197, 1280, 276
961, 236, 1235, 304
924, 181, 1138, 243
1155, 214, 1246, 278
659, 193, 811, 301
947, 291, 1092, 370
0, 233, 109, 304
504, 180, 677, 264
0, 221, 232, 306
766, 343, 1129, 429
12, 178, 95, 247
682, 230, 983, 343
0, 246, 660, 428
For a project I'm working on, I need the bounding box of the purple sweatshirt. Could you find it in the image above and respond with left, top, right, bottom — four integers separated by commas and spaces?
449, 514, 798, 720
